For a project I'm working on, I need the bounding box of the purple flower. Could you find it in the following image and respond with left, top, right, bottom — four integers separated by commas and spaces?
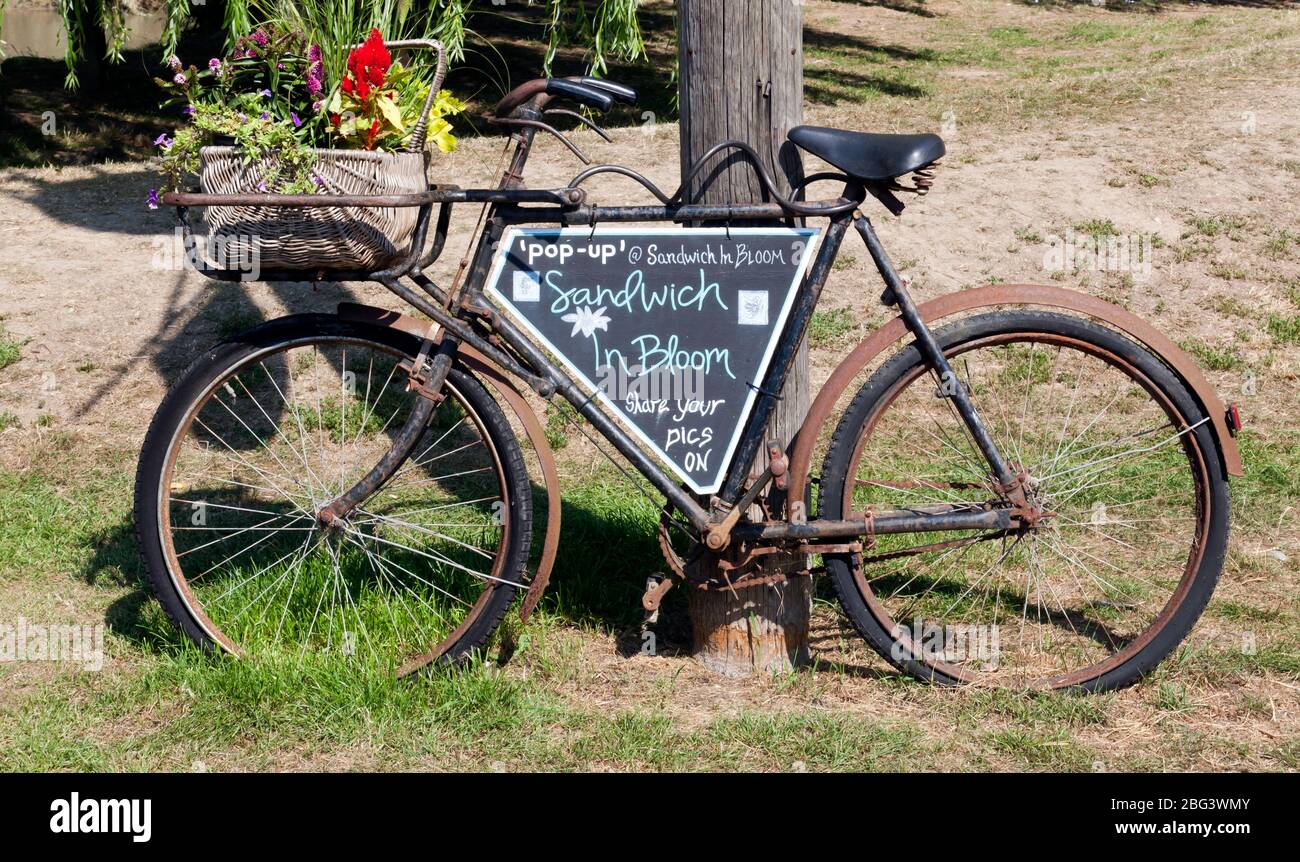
147, 189, 160, 210
313, 174, 324, 188
250, 29, 269, 47
208, 58, 222, 73
306, 58, 324, 97
291, 112, 302, 128
258, 181, 268, 193
308, 44, 322, 64
258, 88, 272, 99
311, 99, 325, 113
173, 72, 187, 86
153, 133, 174, 150
260, 112, 270, 121
277, 63, 285, 70
245, 49, 258, 59
167, 55, 181, 71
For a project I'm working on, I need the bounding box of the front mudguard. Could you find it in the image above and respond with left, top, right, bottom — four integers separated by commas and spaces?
785, 284, 1244, 514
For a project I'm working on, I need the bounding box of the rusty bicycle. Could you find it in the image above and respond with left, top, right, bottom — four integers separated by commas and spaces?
141, 66, 1242, 690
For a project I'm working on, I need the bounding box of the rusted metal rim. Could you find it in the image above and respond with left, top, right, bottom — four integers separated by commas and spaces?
158, 336, 511, 670
837, 330, 1212, 689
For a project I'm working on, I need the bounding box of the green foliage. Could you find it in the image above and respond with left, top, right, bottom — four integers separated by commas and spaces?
1267, 314, 1300, 345
55, 0, 129, 88
544, 398, 580, 451
1178, 339, 1244, 372
540, 0, 645, 76
150, 19, 468, 197
0, 324, 20, 372
807, 308, 859, 349
152, 24, 328, 196
1072, 218, 1118, 239
29, 1, 647, 91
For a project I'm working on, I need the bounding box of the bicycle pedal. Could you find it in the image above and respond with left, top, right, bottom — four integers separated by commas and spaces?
642, 574, 675, 622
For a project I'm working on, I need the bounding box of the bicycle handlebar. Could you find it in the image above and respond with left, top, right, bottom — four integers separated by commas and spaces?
493, 76, 637, 117
545, 79, 614, 113
572, 77, 638, 105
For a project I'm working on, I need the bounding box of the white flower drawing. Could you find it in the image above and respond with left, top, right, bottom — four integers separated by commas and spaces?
560, 305, 611, 366
561, 305, 611, 339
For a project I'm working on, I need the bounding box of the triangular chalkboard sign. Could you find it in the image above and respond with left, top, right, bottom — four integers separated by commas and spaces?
484, 227, 822, 494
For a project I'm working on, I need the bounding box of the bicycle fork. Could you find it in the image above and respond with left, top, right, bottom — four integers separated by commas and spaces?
852, 213, 1026, 506
315, 335, 459, 529
728, 215, 1038, 547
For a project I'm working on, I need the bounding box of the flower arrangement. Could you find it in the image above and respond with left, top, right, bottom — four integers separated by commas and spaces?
327, 29, 461, 153
149, 25, 465, 208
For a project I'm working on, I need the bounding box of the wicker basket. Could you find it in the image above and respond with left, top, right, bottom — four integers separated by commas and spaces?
195, 38, 447, 273
199, 146, 428, 271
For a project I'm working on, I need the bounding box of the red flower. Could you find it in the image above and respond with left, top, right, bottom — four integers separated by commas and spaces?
344, 28, 390, 102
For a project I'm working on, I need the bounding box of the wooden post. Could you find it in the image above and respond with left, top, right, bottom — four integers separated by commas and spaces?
677, 0, 811, 676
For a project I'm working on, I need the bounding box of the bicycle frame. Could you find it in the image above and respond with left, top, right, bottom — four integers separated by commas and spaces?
441, 201, 1026, 542
167, 150, 1033, 551
163, 101, 1241, 567
403, 118, 1017, 543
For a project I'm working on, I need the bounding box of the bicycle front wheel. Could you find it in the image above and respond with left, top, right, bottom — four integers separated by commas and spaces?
818, 310, 1229, 691
134, 314, 532, 672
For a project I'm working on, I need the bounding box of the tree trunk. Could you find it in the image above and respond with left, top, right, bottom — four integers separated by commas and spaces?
677, 0, 811, 676
77, 18, 109, 94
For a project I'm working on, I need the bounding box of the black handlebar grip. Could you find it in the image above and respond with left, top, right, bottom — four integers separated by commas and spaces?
545, 79, 615, 113
574, 76, 638, 105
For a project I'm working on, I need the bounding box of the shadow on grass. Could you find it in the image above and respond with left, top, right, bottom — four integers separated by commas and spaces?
79, 479, 690, 659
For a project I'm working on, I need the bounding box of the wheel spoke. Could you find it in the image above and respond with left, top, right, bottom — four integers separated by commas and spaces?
825, 322, 1213, 689
155, 336, 525, 666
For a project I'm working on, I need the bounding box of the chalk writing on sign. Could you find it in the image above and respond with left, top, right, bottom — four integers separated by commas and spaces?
484, 227, 822, 494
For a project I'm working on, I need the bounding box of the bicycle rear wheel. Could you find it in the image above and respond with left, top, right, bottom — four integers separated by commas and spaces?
818, 310, 1229, 691
134, 314, 532, 672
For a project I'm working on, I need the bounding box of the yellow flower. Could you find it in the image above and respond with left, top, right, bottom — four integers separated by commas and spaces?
428, 117, 457, 154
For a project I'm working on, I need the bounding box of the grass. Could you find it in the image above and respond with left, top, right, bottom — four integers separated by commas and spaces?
544, 399, 581, 451
808, 308, 860, 348
986, 728, 1095, 771
4, 0, 1300, 773
1210, 295, 1250, 319
1209, 261, 1248, 281
1266, 314, 1300, 345
1189, 215, 1248, 240
1, 448, 946, 771
1073, 218, 1119, 239
0, 325, 21, 372
1263, 230, 1298, 260
4, 420, 1293, 771
1179, 339, 1244, 372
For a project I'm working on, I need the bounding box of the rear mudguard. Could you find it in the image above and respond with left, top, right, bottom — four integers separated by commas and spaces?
337, 302, 561, 627
785, 284, 1244, 515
